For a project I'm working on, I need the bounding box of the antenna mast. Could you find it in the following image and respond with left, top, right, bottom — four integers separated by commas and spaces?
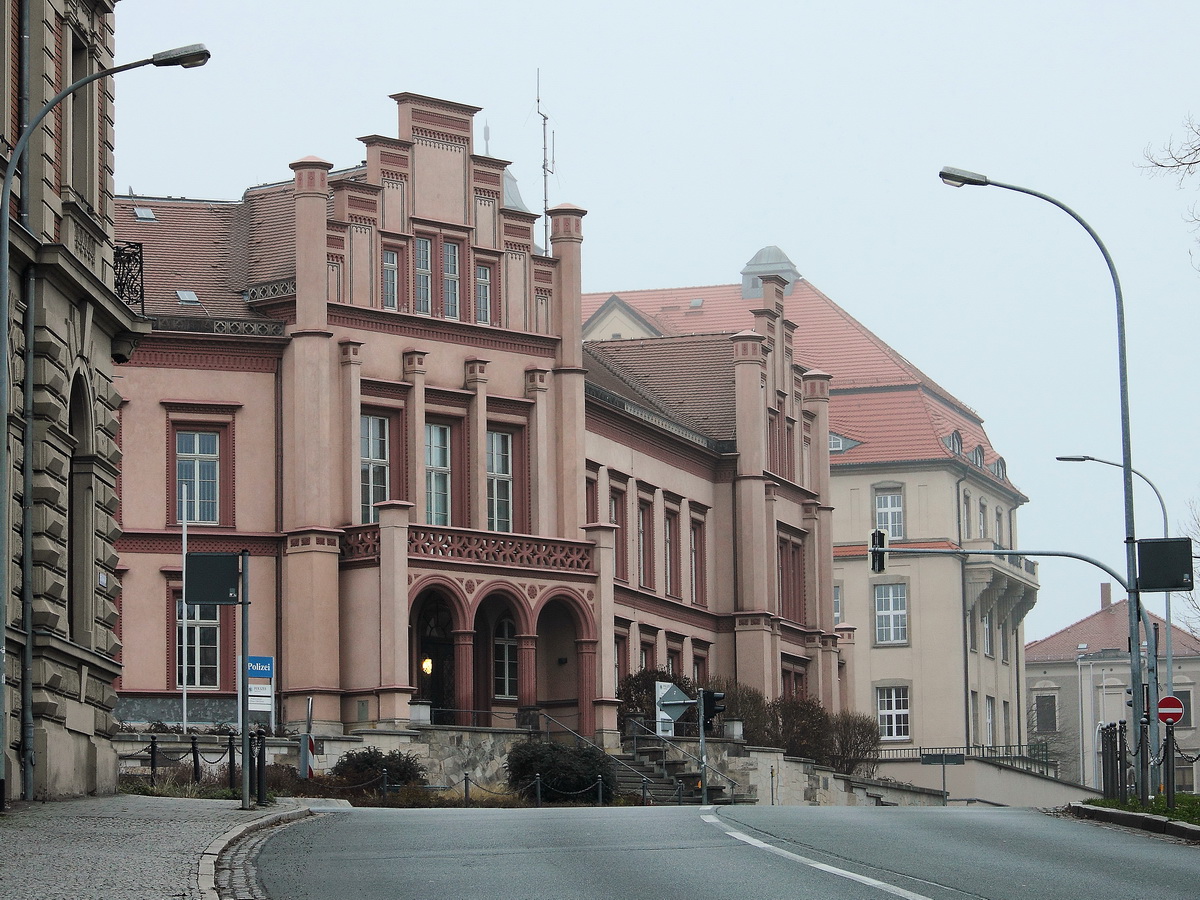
537, 69, 555, 255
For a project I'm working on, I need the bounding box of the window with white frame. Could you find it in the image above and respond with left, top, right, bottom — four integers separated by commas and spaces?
475, 264, 492, 324
382, 249, 399, 310
963, 493, 972, 539
874, 583, 908, 644
995, 508, 1004, 548
979, 500, 988, 540
875, 489, 904, 540
1175, 689, 1193, 728
414, 237, 432, 314
360, 415, 389, 523
486, 430, 513, 532
494, 617, 518, 699
833, 584, 842, 626
177, 599, 219, 688
425, 423, 452, 525
443, 242, 460, 319
176, 431, 219, 524
985, 694, 996, 746
877, 685, 910, 740
982, 611, 993, 656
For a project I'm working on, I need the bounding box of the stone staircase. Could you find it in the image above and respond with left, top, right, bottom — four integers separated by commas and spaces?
611, 743, 752, 805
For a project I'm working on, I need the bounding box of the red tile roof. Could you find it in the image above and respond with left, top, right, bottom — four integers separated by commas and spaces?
1025, 598, 1200, 661
583, 276, 1017, 492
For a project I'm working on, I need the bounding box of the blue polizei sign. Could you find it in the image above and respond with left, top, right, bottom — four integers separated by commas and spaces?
247, 656, 274, 678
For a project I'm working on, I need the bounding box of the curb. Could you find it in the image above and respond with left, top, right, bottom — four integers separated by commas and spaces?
1066, 801, 1200, 842
197, 800, 319, 900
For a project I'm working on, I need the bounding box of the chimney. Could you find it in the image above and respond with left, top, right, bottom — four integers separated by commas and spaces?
1101, 582, 1112, 610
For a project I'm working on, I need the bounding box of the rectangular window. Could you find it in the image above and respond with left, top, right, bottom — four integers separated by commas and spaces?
1176, 764, 1195, 793
493, 618, 518, 699
969, 607, 978, 651
779, 535, 804, 623
425, 423, 451, 526
1000, 621, 1010, 663
414, 237, 432, 314
475, 264, 492, 324
690, 517, 707, 605
610, 488, 628, 581
664, 510, 680, 598
995, 509, 1004, 548
877, 686, 910, 740
177, 599, 219, 688
875, 491, 904, 540
1035, 694, 1057, 733
1175, 689, 1193, 728
639, 642, 655, 671
874, 583, 908, 644
963, 495, 972, 539
693, 653, 708, 685
1003, 700, 1012, 745
614, 634, 628, 684
971, 691, 980, 741
979, 501, 988, 540
443, 242, 460, 319
985, 695, 995, 746
360, 415, 389, 524
667, 647, 681, 676
177, 431, 220, 524
833, 584, 843, 625
637, 498, 654, 589
486, 430, 513, 532
982, 611, 993, 656
382, 249, 399, 310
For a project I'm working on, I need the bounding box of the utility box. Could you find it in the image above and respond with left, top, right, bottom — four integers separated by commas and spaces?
1137, 537, 1194, 592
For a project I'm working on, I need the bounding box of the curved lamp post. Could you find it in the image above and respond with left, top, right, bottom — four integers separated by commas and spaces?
0, 43, 210, 805
1058, 454, 1173, 693
940, 166, 1147, 802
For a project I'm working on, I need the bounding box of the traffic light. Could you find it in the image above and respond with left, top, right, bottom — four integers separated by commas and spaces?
870, 529, 888, 573
700, 689, 726, 730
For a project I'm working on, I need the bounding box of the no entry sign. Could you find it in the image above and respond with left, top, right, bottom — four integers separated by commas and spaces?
1158, 695, 1186, 725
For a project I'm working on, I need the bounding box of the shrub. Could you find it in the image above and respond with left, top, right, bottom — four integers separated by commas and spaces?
330, 746, 427, 786
617, 667, 698, 735
506, 739, 616, 803
825, 710, 880, 776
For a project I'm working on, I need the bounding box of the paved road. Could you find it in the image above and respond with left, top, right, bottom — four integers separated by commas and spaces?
254, 804, 1199, 900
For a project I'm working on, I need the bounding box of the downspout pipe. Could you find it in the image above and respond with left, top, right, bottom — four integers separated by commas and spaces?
20, 262, 34, 800
955, 475, 969, 745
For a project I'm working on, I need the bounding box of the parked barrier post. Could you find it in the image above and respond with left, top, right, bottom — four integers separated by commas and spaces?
642, 777, 648, 806
149, 734, 158, 786
246, 731, 256, 792
256, 729, 267, 805
535, 773, 542, 808
1166, 723, 1176, 810
381, 768, 389, 802
596, 775, 603, 807
463, 774, 471, 808
191, 735, 201, 784
1117, 720, 1129, 804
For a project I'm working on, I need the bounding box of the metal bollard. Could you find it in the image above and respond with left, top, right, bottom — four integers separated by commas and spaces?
150, 735, 158, 787
381, 767, 389, 801
463, 774, 471, 808
191, 735, 201, 784
256, 730, 268, 805
227, 732, 236, 791
642, 777, 648, 806
596, 775, 603, 807
246, 732, 256, 792
535, 773, 542, 808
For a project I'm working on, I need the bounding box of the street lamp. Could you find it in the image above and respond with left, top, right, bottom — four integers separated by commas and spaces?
0, 43, 210, 805
940, 165, 1147, 802
1057, 454, 1174, 694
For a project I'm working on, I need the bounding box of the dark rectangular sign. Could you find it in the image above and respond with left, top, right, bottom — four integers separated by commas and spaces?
920, 752, 966, 766
1137, 538, 1194, 592
185, 552, 241, 605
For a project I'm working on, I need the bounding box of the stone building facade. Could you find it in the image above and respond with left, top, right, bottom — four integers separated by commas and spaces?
1, 0, 147, 800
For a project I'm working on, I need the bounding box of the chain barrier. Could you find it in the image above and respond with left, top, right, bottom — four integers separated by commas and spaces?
1173, 735, 1200, 765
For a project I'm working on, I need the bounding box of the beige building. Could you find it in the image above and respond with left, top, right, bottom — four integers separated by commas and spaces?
1, 1, 150, 800
110, 93, 846, 744
583, 247, 1039, 758
1026, 587, 1200, 791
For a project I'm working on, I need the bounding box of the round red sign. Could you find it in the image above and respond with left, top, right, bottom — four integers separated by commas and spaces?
1158, 696, 1185, 725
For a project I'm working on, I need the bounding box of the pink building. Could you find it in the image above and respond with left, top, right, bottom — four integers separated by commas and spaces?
112, 93, 845, 742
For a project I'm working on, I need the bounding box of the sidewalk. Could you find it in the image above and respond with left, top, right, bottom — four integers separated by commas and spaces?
0, 794, 315, 900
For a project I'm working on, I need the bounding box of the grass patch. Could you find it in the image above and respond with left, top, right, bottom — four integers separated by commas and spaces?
1087, 792, 1200, 826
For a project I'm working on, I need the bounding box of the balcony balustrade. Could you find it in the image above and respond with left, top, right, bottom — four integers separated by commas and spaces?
341, 523, 595, 574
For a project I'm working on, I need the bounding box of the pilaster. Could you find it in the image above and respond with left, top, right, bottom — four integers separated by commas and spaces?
377, 500, 415, 725
403, 350, 429, 523
340, 340, 364, 526
465, 358, 489, 529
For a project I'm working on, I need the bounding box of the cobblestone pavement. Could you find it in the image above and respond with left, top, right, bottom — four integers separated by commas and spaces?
0, 794, 309, 900
215, 813, 318, 899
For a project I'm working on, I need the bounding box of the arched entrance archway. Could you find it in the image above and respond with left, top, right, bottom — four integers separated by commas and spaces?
413, 594, 455, 725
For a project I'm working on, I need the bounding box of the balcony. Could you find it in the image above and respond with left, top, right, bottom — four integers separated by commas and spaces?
342, 524, 595, 574
963, 539, 1038, 627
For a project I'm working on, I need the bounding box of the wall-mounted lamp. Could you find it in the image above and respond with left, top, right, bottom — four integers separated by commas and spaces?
421, 657, 434, 676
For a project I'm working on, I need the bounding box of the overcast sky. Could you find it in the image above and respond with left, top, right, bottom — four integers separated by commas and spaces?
113, 1, 1200, 642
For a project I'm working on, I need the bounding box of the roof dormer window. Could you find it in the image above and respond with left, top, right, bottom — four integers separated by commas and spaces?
970, 445, 985, 467
946, 430, 963, 455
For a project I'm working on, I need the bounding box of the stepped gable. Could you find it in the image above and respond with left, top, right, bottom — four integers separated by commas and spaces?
585, 334, 738, 442
1025, 597, 1200, 662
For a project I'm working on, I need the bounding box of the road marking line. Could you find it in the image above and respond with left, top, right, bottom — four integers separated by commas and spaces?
703, 818, 935, 900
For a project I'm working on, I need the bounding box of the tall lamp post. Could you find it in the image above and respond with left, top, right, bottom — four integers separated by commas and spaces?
939, 166, 1147, 802
0, 43, 210, 806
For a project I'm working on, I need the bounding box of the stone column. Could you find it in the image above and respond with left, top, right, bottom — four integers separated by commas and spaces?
453, 629, 475, 726
548, 204, 587, 538
576, 638, 598, 738
377, 500, 414, 726
465, 358, 489, 529
584, 522, 619, 746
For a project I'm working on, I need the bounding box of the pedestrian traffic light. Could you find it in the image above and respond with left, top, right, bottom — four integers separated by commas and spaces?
870, 529, 887, 573
700, 689, 726, 730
